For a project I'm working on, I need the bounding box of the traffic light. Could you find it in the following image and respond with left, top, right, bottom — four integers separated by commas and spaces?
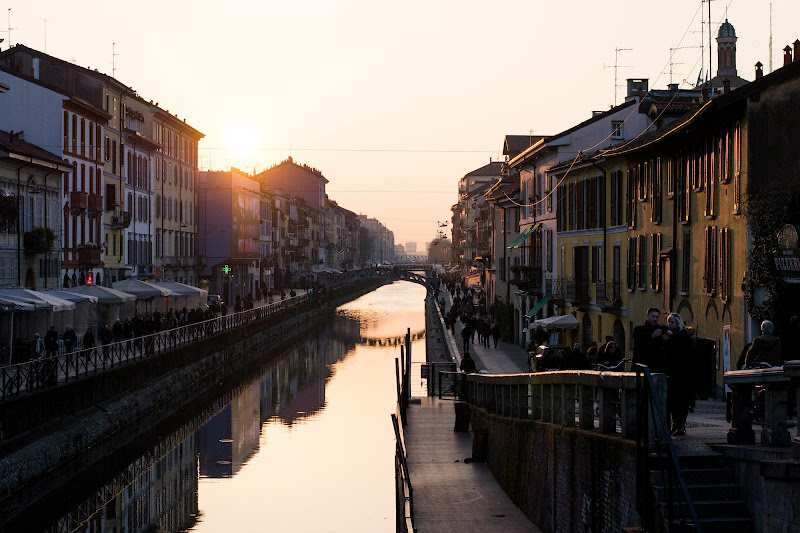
86, 271, 94, 285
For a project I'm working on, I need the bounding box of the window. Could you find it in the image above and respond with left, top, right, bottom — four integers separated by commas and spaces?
705, 148, 716, 219
637, 234, 647, 290
610, 170, 622, 226
626, 168, 637, 228
704, 226, 718, 295
682, 152, 691, 223
719, 228, 731, 302
627, 237, 636, 291
63, 111, 68, 151
651, 158, 662, 223
112, 140, 117, 174
71, 114, 77, 153
546, 229, 553, 271
591, 245, 601, 283
611, 121, 624, 140
733, 122, 741, 214
650, 233, 662, 291
80, 118, 85, 155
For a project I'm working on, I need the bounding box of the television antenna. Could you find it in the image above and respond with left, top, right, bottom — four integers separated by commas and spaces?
603, 47, 633, 106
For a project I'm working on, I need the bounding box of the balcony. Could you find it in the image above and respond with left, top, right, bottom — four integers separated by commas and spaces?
88, 194, 103, 215
77, 246, 102, 266
596, 281, 623, 308
70, 191, 88, 213
109, 210, 132, 229
549, 277, 590, 304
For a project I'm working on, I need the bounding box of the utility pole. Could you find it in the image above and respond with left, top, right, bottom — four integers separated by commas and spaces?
604, 47, 632, 106
769, 3, 773, 73
669, 46, 702, 85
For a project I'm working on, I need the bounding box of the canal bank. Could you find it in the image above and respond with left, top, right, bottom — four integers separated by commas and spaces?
0, 278, 390, 510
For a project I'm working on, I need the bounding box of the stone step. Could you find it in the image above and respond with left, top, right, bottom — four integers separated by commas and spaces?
653, 482, 742, 502
672, 516, 754, 533
650, 467, 734, 486
660, 499, 750, 518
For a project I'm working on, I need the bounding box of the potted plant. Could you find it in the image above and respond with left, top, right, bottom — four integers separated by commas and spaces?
23, 227, 56, 255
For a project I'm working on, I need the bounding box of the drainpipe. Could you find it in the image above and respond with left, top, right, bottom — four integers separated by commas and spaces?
16, 162, 30, 287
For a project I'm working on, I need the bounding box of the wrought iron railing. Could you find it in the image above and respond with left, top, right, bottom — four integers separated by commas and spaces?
596, 281, 623, 307
0, 293, 311, 401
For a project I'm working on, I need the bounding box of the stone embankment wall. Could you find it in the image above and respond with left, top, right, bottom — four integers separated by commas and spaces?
0, 279, 387, 503
470, 408, 639, 533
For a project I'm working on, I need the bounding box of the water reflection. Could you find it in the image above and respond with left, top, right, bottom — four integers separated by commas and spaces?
15, 281, 425, 533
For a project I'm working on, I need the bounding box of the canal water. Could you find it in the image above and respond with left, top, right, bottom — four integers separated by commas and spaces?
11, 281, 428, 533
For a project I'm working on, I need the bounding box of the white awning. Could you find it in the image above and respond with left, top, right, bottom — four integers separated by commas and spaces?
533, 314, 579, 330
113, 279, 172, 299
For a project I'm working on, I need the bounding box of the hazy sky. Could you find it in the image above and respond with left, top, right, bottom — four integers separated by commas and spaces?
4, 1, 799, 245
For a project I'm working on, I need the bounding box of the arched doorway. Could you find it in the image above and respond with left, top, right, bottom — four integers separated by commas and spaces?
612, 319, 625, 354
25, 268, 35, 289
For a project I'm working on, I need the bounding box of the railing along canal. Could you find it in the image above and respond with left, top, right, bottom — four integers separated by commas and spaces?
465, 370, 662, 438
0, 293, 312, 401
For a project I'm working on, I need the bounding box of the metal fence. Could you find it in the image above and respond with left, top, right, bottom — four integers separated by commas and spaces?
0, 293, 311, 401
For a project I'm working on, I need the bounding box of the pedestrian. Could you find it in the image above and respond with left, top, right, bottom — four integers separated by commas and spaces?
601, 342, 622, 368
63, 325, 77, 353
44, 325, 59, 358
460, 351, 477, 374
745, 320, 783, 368
99, 324, 113, 361
491, 321, 500, 348
32, 333, 43, 359
633, 307, 666, 373
82, 327, 96, 358
112, 318, 123, 343
598, 335, 614, 359
461, 323, 471, 353
663, 313, 693, 436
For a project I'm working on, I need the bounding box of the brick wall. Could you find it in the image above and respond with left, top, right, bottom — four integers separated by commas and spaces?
471, 407, 640, 533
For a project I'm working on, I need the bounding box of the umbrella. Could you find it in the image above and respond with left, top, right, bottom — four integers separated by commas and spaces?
67, 284, 136, 304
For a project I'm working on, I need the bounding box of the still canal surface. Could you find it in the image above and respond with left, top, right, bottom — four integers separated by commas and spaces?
11, 281, 428, 533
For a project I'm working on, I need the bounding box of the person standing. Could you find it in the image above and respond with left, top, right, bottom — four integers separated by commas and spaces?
82, 328, 96, 358
633, 307, 665, 373
63, 325, 77, 353
99, 324, 113, 361
32, 333, 43, 359
461, 323, 471, 353
44, 326, 59, 358
663, 313, 693, 436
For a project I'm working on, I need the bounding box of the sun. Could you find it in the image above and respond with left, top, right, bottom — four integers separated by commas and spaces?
224, 121, 259, 160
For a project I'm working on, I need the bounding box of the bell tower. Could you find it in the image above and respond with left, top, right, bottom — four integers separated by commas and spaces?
717, 19, 738, 79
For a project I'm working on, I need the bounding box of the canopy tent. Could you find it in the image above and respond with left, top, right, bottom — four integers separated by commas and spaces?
152, 281, 208, 310
43, 290, 99, 304
113, 279, 172, 315
67, 284, 136, 304
0, 297, 34, 365
533, 314, 579, 330
0, 288, 76, 311
112, 279, 172, 298
0, 289, 76, 362
68, 284, 137, 328
525, 297, 550, 319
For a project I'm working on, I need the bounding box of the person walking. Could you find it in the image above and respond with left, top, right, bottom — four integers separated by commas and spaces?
99, 324, 113, 362
82, 328, 96, 360
663, 313, 693, 436
461, 323, 471, 353
63, 325, 77, 353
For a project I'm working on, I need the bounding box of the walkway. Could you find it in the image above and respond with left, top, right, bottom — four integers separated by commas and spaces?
404, 397, 541, 532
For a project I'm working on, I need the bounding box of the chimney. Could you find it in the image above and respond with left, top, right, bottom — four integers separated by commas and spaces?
667, 83, 679, 91
701, 85, 709, 103
723, 78, 731, 94
785, 45, 793, 67
795, 40, 800, 62
755, 62, 764, 80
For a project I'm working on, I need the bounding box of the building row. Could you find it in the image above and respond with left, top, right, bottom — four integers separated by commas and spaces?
0, 45, 394, 303
452, 22, 800, 397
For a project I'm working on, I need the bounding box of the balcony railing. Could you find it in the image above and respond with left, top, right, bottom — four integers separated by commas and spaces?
87, 194, 103, 215
109, 210, 132, 229
77, 247, 102, 266
550, 277, 590, 303
596, 281, 623, 307
70, 191, 88, 212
